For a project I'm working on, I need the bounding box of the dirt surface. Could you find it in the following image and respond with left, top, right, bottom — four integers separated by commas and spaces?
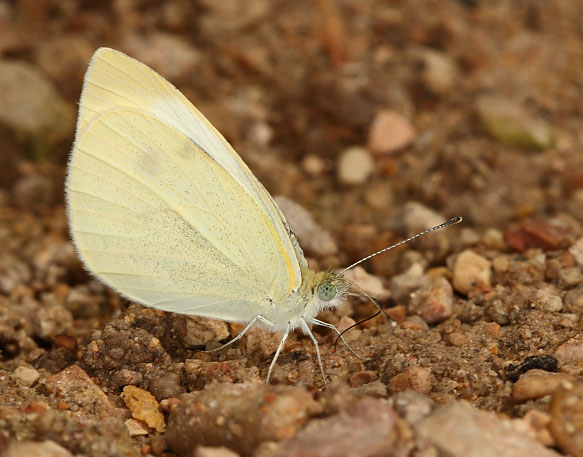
1, 1, 582, 456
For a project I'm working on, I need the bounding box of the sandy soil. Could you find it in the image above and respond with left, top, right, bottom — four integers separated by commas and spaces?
0, 1, 582, 456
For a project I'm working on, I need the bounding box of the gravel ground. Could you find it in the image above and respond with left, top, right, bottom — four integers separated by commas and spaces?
0, 1, 582, 456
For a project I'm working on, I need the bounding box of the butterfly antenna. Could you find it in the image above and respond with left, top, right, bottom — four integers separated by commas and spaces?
333, 311, 381, 351
337, 216, 462, 276
333, 281, 396, 350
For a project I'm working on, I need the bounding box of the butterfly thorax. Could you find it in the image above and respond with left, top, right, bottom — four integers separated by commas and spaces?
259, 268, 349, 332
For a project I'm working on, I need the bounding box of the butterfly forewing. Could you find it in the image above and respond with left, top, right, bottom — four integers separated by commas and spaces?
74, 48, 305, 285
68, 106, 297, 319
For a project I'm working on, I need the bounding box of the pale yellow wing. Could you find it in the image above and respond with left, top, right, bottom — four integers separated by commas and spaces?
67, 108, 296, 320
78, 48, 306, 276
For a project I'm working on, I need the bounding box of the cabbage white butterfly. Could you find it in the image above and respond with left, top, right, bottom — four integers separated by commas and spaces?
67, 48, 460, 384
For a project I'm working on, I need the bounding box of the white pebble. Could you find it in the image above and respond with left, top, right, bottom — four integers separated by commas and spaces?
337, 146, 374, 185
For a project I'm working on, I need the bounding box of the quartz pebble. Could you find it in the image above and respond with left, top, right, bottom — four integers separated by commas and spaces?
13, 365, 40, 387
415, 48, 457, 94
274, 195, 338, 257
532, 284, 563, 313
367, 110, 416, 154
124, 418, 150, 436
337, 146, 374, 185
416, 400, 561, 457
452, 250, 492, 296
389, 263, 425, 305
343, 266, 390, 301
512, 370, 574, 403
409, 276, 453, 324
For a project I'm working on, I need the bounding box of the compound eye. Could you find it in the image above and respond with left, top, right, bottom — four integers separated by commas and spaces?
318, 282, 337, 302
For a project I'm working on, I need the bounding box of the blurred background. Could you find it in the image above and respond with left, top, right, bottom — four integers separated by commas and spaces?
0, 1, 582, 456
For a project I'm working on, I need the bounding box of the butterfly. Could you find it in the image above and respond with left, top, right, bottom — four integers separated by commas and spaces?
66, 48, 460, 384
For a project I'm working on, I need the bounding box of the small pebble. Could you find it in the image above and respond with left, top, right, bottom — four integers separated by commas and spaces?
391, 390, 433, 425
195, 447, 241, 457
121, 385, 166, 433
148, 372, 185, 401
549, 381, 583, 457
0, 60, 72, 140
337, 146, 374, 185
532, 284, 563, 312
367, 109, 416, 154
476, 95, 554, 150
182, 316, 230, 347
389, 263, 425, 305
240, 326, 281, 361
505, 221, 569, 252
266, 397, 404, 457
301, 154, 326, 177
492, 255, 510, 274
512, 410, 554, 447
123, 33, 200, 80
452, 250, 492, 296
569, 237, 583, 266
125, 418, 150, 436
45, 365, 114, 417
415, 48, 457, 94
557, 266, 583, 289
390, 201, 445, 235
335, 315, 357, 334
482, 228, 506, 250
512, 369, 574, 403
409, 276, 453, 324
349, 370, 378, 388
417, 401, 560, 457
343, 266, 391, 301
13, 365, 40, 387
364, 180, 393, 209
401, 315, 429, 331
447, 332, 468, 347
459, 228, 481, 246
555, 335, 583, 366
274, 195, 338, 257
564, 286, 583, 313
390, 366, 432, 395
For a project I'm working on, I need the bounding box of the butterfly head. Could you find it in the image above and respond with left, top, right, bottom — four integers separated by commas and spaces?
300, 268, 349, 313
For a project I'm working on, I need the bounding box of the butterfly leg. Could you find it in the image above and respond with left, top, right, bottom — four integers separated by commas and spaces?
310, 318, 367, 360
266, 323, 290, 384
201, 315, 259, 353
300, 318, 327, 387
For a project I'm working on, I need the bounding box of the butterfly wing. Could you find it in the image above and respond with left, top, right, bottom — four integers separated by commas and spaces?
78, 47, 307, 268
67, 50, 304, 321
